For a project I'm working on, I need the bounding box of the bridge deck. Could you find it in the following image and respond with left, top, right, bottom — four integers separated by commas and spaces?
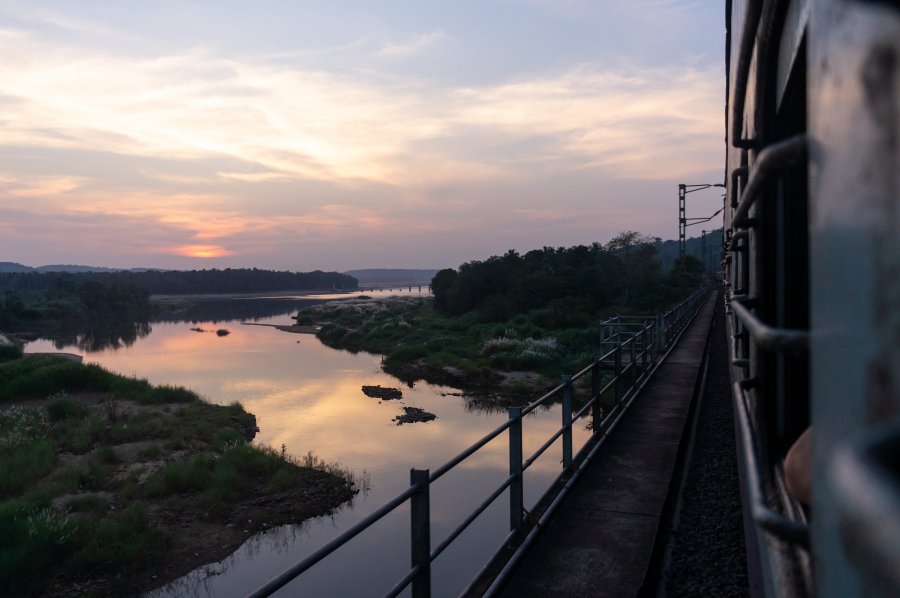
496, 294, 716, 597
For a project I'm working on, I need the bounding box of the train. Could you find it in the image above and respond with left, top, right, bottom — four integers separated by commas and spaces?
722, 0, 898, 596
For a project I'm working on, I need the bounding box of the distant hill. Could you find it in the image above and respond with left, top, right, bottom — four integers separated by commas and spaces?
346, 269, 439, 285
36, 264, 123, 273
0, 262, 32, 273
0, 262, 165, 273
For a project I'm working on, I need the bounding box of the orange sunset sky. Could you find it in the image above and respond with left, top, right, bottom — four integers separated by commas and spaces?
1, 1, 726, 271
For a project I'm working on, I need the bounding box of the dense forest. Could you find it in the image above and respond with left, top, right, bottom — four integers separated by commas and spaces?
0, 268, 357, 296
0, 277, 154, 351
431, 231, 705, 321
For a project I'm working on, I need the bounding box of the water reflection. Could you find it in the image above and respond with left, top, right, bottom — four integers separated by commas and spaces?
153, 298, 329, 325
24, 297, 590, 597
47, 319, 152, 352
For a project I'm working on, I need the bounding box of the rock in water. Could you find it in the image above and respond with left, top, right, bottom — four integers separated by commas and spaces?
393, 407, 437, 425
361, 385, 403, 400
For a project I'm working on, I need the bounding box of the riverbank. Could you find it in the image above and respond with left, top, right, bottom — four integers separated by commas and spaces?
0, 353, 357, 597
293, 296, 598, 397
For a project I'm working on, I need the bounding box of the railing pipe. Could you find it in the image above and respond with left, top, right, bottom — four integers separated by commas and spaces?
522, 426, 568, 471
249, 484, 420, 597
561, 376, 573, 470
731, 298, 808, 354
508, 407, 524, 543
430, 473, 516, 562
520, 382, 566, 417
732, 135, 808, 228
732, 383, 809, 546
429, 419, 515, 482
384, 565, 421, 598
410, 469, 431, 598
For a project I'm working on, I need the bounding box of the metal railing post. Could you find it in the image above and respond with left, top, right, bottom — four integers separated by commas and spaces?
630, 336, 637, 390
654, 314, 661, 359
614, 346, 623, 404
561, 375, 573, 470
508, 407, 524, 543
591, 358, 601, 434
663, 315, 670, 348
641, 329, 648, 378
410, 469, 431, 598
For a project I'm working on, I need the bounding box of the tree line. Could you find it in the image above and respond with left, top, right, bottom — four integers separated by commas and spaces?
0, 268, 358, 297
430, 232, 705, 323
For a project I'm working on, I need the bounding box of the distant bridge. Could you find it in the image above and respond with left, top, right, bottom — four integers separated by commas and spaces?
357, 282, 432, 293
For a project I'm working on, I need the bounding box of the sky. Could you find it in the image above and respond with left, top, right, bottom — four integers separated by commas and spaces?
0, 0, 726, 271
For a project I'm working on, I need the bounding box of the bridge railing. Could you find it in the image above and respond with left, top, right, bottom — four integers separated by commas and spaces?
249, 286, 710, 598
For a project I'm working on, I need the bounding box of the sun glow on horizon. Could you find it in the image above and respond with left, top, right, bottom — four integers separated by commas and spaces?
170, 244, 233, 259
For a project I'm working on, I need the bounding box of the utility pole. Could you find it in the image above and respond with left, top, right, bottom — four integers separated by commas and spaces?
678, 183, 726, 257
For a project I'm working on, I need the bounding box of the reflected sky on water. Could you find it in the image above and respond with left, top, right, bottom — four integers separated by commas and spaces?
25, 296, 590, 597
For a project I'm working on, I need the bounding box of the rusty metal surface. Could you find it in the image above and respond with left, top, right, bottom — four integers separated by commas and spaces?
809, 1, 900, 596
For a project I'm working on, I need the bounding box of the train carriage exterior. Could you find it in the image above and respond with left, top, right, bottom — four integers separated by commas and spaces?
723, 0, 899, 596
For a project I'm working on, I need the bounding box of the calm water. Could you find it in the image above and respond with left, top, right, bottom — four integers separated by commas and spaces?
25, 290, 590, 597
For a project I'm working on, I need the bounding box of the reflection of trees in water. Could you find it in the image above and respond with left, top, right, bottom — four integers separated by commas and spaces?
460, 392, 554, 415
52, 319, 152, 352
153, 298, 332, 325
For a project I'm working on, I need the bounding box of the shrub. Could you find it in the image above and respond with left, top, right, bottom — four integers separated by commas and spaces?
143, 384, 198, 404
145, 455, 212, 496
46, 396, 86, 421
0, 440, 55, 498
73, 502, 167, 573
0, 503, 77, 594
0, 358, 116, 403
0, 343, 22, 362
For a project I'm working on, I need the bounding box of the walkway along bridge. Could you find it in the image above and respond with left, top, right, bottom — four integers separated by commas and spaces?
248, 287, 715, 597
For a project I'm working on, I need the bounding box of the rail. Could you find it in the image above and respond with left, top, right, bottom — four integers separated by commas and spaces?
248, 287, 710, 598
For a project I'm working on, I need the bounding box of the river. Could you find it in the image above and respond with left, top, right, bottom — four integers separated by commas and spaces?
25, 290, 591, 597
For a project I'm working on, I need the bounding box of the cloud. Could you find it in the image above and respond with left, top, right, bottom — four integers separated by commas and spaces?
377, 31, 447, 58
0, 13, 724, 269
0, 25, 721, 189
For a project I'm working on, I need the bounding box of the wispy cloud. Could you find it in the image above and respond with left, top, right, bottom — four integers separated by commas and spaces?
0, 10, 724, 268
0, 27, 720, 187
377, 31, 447, 58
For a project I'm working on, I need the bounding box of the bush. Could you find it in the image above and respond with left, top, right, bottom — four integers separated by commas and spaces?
0, 343, 22, 362
146, 455, 212, 496
0, 441, 55, 498
318, 323, 347, 342
383, 344, 429, 370
0, 503, 77, 594
143, 385, 198, 404
73, 502, 167, 573
46, 396, 86, 421
0, 357, 117, 403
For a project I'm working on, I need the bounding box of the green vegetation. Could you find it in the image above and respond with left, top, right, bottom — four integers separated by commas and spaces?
0, 279, 152, 328
300, 234, 705, 388
0, 355, 356, 595
0, 340, 22, 363
0, 267, 357, 297
0, 278, 154, 353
